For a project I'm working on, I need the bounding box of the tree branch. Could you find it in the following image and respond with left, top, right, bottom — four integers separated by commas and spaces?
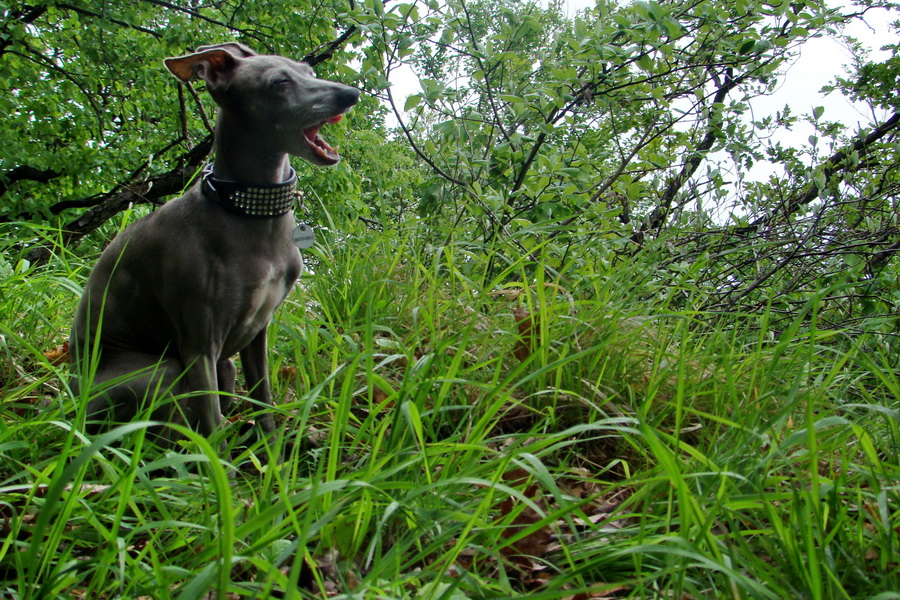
865, 235, 900, 276
56, 3, 163, 39
0, 166, 62, 198
24, 136, 213, 265
751, 111, 900, 230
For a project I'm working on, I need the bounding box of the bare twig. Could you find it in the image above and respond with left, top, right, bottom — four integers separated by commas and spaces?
183, 81, 215, 134
302, 25, 358, 66
56, 3, 162, 38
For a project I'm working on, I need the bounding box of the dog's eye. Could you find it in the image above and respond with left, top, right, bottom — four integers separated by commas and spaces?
273, 78, 292, 86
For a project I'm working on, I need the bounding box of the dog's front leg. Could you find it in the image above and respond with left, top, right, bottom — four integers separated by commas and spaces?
240, 328, 277, 439
217, 358, 237, 414
182, 354, 224, 440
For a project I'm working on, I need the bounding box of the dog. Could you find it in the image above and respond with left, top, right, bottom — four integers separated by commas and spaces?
70, 43, 359, 453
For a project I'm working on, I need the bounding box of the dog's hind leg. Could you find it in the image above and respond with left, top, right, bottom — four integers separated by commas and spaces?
79, 351, 186, 435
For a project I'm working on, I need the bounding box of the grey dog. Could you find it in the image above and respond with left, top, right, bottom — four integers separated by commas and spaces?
70, 43, 359, 451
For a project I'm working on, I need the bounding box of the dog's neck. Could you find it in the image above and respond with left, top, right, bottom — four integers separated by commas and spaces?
212, 112, 295, 181
202, 115, 297, 218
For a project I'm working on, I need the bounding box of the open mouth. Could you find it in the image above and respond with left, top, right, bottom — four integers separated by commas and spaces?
302, 114, 345, 164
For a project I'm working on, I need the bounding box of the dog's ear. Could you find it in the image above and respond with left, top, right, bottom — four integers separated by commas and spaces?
164, 46, 247, 86
194, 43, 258, 59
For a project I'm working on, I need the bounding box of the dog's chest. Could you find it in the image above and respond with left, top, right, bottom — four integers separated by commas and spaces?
223, 256, 300, 354
242, 265, 288, 326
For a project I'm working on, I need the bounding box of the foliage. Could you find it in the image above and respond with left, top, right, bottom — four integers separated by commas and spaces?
348, 0, 900, 333
2, 0, 900, 598
0, 0, 388, 242
4, 0, 898, 330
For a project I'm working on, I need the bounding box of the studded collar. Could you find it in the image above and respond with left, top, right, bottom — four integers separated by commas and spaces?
200, 165, 297, 218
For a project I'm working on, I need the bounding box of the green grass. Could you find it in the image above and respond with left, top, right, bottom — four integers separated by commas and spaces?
1, 221, 898, 599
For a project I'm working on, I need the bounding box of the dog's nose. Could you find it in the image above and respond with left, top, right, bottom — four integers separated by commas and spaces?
337, 86, 360, 110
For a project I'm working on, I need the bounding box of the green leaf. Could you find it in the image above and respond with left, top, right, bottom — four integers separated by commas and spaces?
441, 27, 456, 46
637, 53, 654, 72
739, 39, 757, 54
404, 94, 422, 111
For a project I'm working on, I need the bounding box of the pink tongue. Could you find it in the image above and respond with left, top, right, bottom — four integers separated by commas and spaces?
303, 124, 321, 142
303, 115, 342, 141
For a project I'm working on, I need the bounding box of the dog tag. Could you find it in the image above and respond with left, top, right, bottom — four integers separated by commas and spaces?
291, 224, 316, 249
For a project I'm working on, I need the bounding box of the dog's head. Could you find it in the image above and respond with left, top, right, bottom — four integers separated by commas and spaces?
164, 43, 359, 166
